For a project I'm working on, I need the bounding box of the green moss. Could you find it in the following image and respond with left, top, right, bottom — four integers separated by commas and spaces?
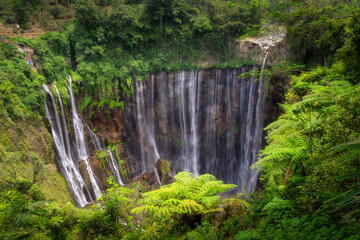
113, 146, 127, 180
0, 41, 73, 205
40, 164, 74, 205
160, 160, 171, 185
0, 160, 73, 205
94, 150, 108, 169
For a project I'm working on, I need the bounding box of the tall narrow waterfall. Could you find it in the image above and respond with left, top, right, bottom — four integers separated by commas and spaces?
68, 76, 102, 199
107, 150, 124, 186
43, 85, 91, 207
129, 65, 268, 192
44, 77, 108, 206
136, 78, 160, 169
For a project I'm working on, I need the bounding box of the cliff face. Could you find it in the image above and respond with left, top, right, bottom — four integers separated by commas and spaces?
86, 69, 287, 192
85, 25, 289, 191
88, 104, 142, 182
234, 24, 287, 66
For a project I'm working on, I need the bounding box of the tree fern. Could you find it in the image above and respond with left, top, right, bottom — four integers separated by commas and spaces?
255, 81, 334, 189
131, 172, 236, 222
258, 67, 360, 208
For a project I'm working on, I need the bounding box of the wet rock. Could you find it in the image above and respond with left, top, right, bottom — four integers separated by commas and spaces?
89, 151, 111, 190
131, 168, 161, 192
156, 159, 174, 185
79, 160, 95, 199
130, 159, 174, 191
90, 104, 124, 143
234, 23, 287, 65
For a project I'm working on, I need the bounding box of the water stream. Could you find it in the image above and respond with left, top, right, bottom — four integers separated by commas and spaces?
68, 75, 102, 199
43, 84, 91, 207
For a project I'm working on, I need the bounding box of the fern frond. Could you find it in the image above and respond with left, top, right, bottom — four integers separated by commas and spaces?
176, 199, 204, 214
163, 198, 182, 207
198, 196, 220, 208
197, 174, 218, 182
133, 172, 237, 218
131, 205, 170, 216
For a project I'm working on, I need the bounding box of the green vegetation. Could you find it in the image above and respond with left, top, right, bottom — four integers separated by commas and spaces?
3, 0, 267, 117
132, 172, 236, 226
0, 172, 239, 239
273, 0, 360, 83
1, 0, 360, 239
245, 63, 360, 239
0, 43, 72, 206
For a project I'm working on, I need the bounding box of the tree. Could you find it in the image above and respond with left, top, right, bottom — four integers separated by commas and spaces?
255, 66, 360, 191
132, 172, 236, 227
74, 0, 101, 28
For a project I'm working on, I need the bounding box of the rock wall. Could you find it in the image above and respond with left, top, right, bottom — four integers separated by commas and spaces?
234, 24, 287, 66
122, 68, 287, 191
86, 67, 287, 192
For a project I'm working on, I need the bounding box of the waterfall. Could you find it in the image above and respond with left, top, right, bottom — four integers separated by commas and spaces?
135, 79, 162, 185
130, 66, 268, 192
88, 126, 103, 150
43, 84, 91, 207
241, 66, 257, 192
68, 77, 89, 161
53, 84, 71, 158
248, 51, 269, 192
107, 150, 124, 186
88, 125, 125, 187
68, 75, 102, 199
135, 79, 160, 169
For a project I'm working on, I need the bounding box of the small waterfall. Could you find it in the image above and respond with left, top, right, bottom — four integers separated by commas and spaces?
188, 71, 200, 175
69, 77, 89, 161
68, 75, 102, 199
107, 150, 124, 186
43, 84, 91, 207
135, 79, 160, 169
153, 165, 162, 187
130, 66, 268, 192
88, 127, 103, 150
88, 126, 125, 187
176, 71, 189, 171
135, 78, 166, 186
241, 66, 257, 192
248, 50, 269, 192
53, 84, 71, 158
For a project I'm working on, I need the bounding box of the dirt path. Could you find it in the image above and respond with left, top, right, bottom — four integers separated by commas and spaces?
0, 22, 46, 39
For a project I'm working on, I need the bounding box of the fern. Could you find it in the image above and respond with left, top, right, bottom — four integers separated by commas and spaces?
131, 172, 236, 221
257, 71, 360, 193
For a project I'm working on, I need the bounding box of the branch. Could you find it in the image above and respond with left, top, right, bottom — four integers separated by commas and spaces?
347, 0, 360, 24
284, 164, 292, 185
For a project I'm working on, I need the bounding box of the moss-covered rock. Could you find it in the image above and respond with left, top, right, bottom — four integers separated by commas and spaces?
0, 42, 73, 206
0, 116, 73, 206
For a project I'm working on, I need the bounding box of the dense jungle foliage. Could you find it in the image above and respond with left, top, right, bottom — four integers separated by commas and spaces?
1, 0, 360, 239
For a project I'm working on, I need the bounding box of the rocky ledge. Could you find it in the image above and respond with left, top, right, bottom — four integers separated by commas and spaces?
234, 23, 287, 65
